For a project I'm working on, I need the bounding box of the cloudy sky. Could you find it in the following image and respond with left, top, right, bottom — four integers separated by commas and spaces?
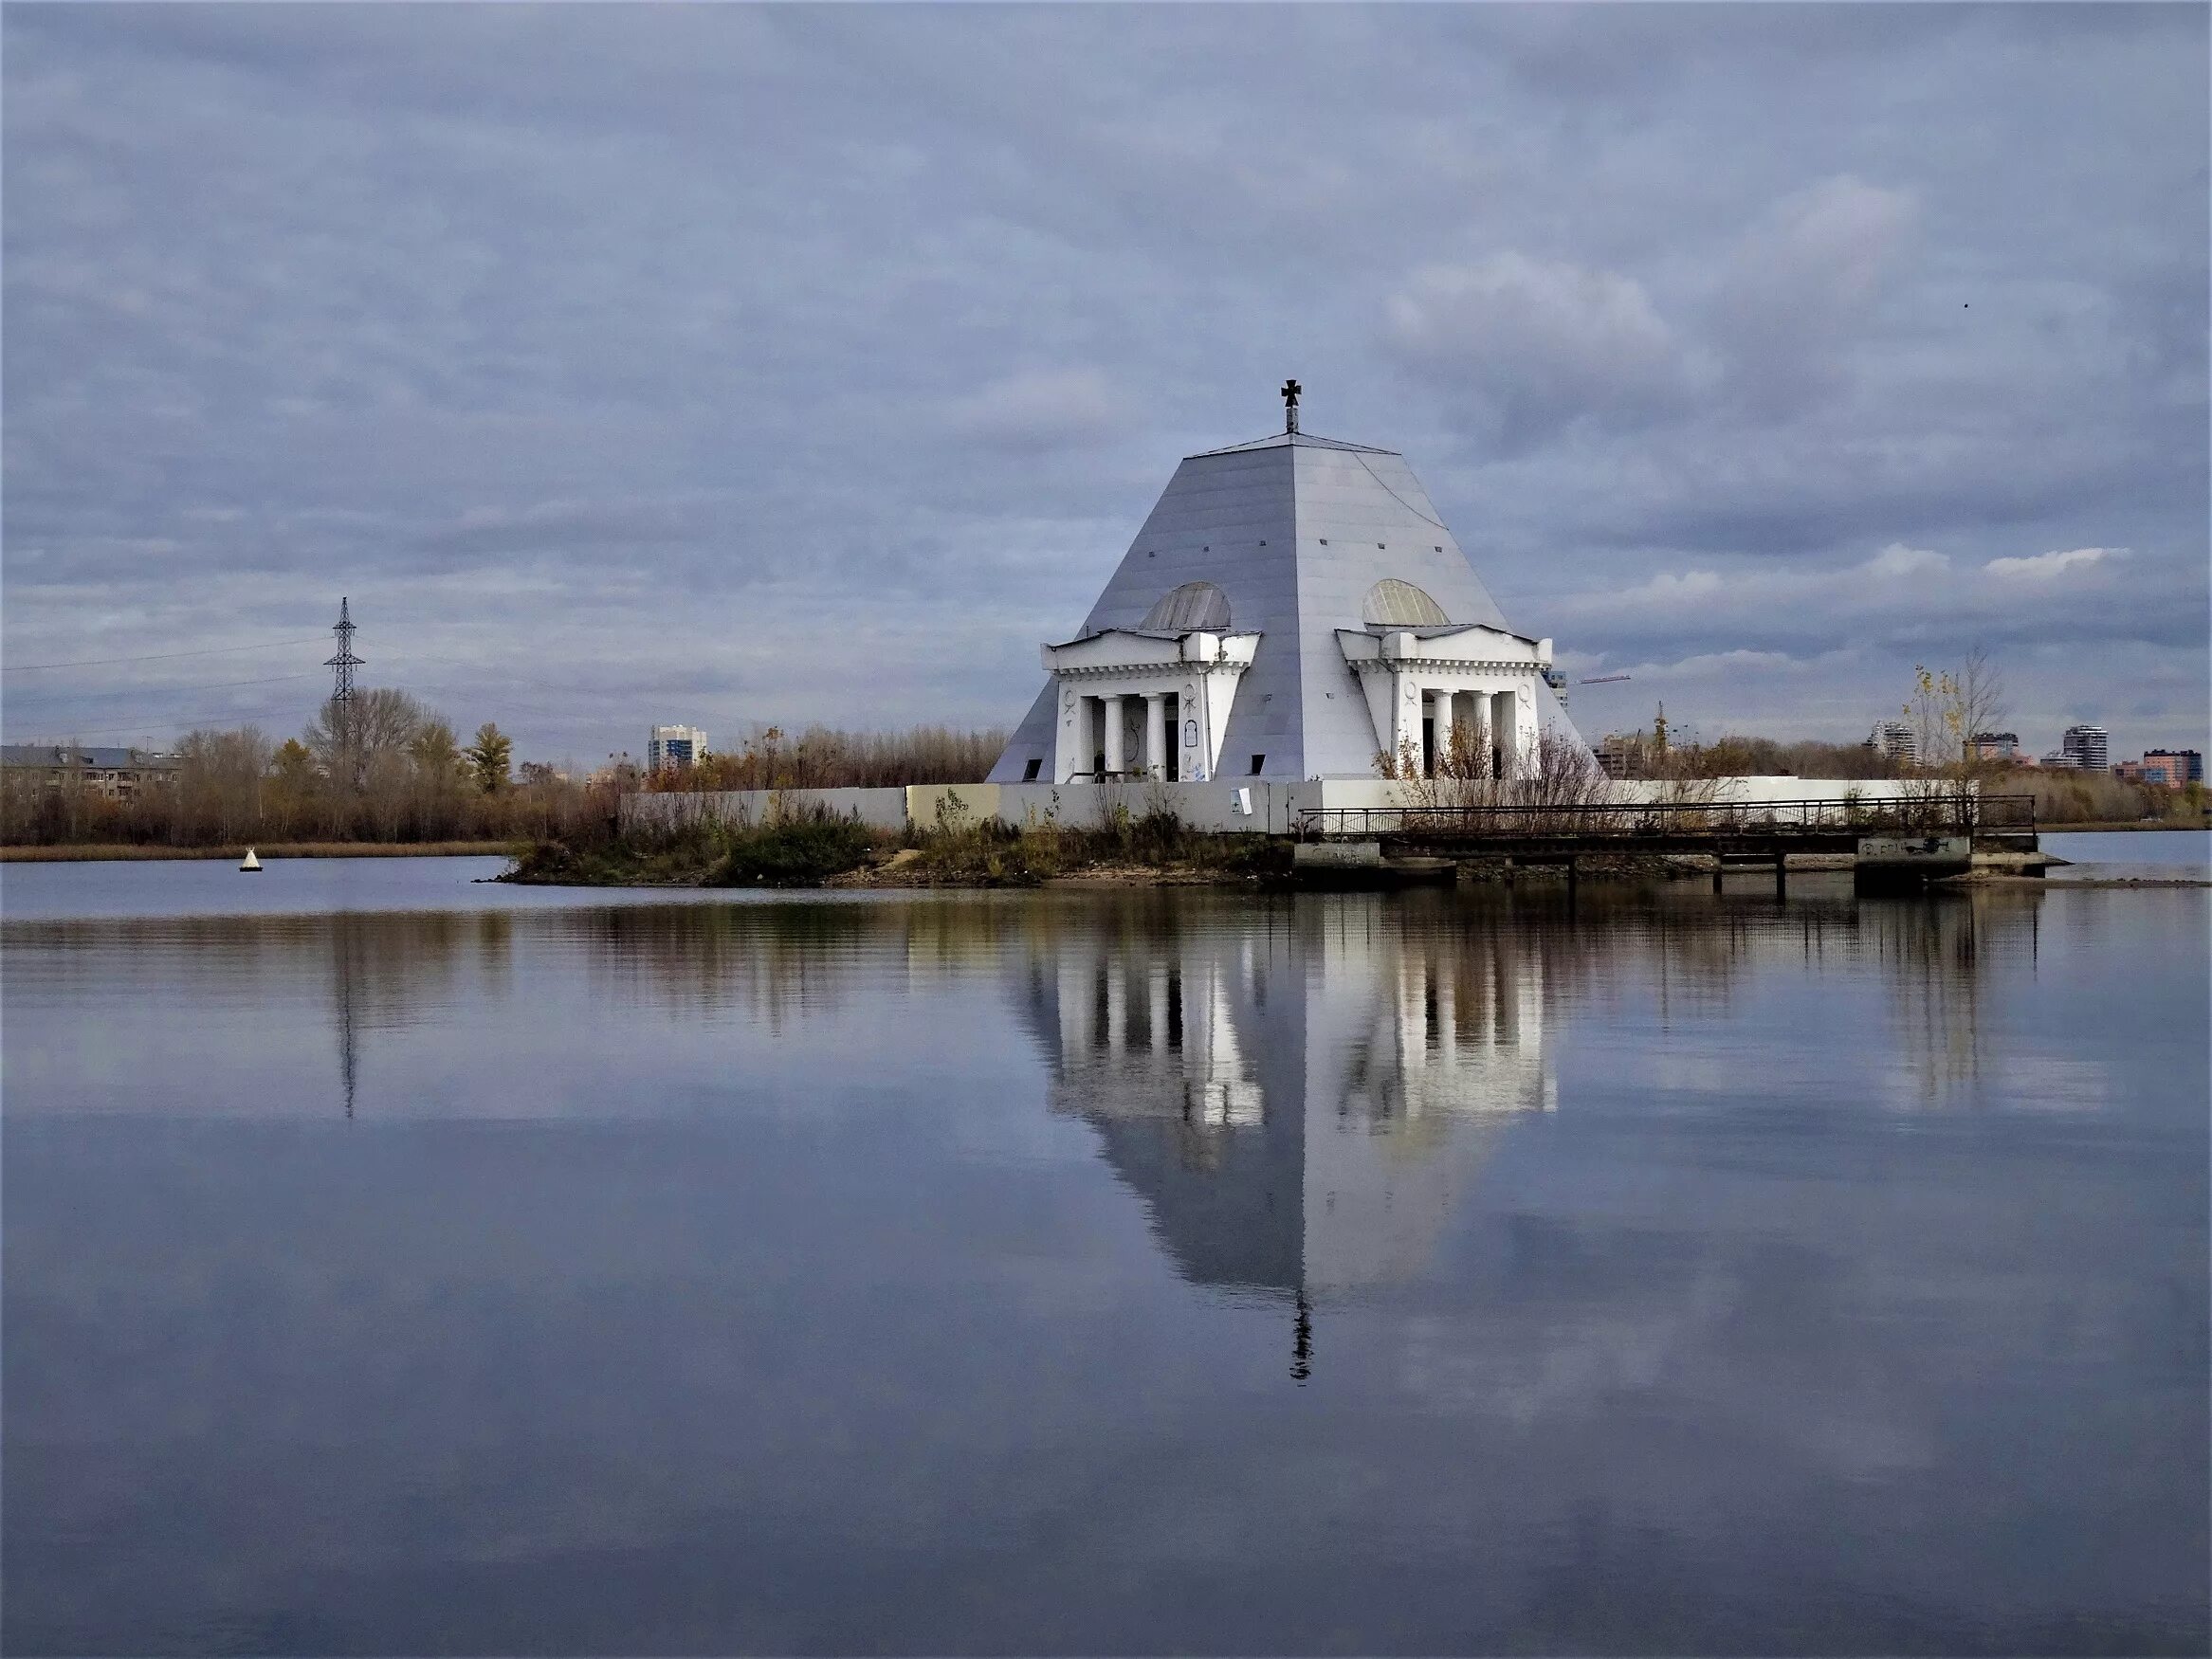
6, 4, 2205, 765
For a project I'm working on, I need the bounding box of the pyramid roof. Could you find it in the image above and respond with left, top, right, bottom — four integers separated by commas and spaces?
990, 428, 1581, 781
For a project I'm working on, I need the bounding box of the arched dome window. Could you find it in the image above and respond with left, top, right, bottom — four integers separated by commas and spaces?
1141, 580, 1233, 632
1362, 578, 1451, 628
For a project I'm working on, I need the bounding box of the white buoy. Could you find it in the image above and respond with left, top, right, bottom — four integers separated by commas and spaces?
239, 848, 262, 872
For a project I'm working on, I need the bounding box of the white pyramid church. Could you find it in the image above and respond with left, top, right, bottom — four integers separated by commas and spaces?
990, 385, 1586, 786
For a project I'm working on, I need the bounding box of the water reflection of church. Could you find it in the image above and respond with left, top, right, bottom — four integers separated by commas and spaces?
1013, 899, 1556, 1305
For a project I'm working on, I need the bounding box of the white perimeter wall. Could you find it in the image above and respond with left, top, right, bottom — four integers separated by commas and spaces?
620, 775, 1944, 839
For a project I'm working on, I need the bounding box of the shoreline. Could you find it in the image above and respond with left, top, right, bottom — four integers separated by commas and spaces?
1, 841, 519, 863
6, 821, 2197, 868
1973, 874, 2211, 888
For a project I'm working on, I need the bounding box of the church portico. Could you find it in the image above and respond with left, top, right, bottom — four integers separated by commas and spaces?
1041, 629, 1259, 783
1338, 626, 1550, 777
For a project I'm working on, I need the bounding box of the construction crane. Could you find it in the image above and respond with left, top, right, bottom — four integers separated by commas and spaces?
1579, 672, 1631, 685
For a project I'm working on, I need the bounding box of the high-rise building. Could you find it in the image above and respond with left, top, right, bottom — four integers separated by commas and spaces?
1868, 720, 1917, 765
2060, 725, 2109, 773
1968, 731, 2019, 762
648, 725, 707, 772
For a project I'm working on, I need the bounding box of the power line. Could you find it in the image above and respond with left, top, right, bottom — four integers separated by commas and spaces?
3, 671, 590, 740
3, 698, 315, 741
4, 671, 323, 707
382, 649, 614, 703
2, 637, 326, 673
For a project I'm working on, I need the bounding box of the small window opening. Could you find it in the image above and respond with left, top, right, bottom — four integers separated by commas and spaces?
1022, 757, 1042, 781
1249, 754, 1266, 775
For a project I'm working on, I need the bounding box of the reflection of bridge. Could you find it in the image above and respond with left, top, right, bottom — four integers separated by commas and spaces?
1014, 902, 1557, 1339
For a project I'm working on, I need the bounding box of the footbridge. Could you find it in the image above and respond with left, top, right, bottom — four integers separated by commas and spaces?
1291, 793, 2039, 891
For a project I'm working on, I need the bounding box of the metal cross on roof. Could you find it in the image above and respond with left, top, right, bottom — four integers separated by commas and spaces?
1281, 378, 1302, 434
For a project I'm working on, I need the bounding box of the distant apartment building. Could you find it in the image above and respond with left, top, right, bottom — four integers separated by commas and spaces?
2148, 748, 2203, 784
2060, 724, 2109, 773
647, 725, 707, 773
1867, 720, 1917, 766
2116, 749, 2203, 788
0, 743, 181, 800
1968, 731, 2019, 762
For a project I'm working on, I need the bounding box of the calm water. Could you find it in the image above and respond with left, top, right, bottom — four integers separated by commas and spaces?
0, 853, 760, 921
5, 860, 2205, 1654
2040, 828, 2210, 882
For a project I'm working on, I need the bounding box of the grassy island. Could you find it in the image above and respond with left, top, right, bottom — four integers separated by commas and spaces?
503, 807, 1289, 889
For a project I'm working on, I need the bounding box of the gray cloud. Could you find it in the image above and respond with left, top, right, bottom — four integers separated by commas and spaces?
1384, 253, 1688, 448
946, 368, 1135, 453
3, 4, 2204, 762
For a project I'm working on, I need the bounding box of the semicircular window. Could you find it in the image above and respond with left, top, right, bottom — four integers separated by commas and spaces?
1141, 580, 1233, 632
1362, 578, 1452, 628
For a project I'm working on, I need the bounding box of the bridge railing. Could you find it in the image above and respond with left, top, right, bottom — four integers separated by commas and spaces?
1295, 793, 2036, 841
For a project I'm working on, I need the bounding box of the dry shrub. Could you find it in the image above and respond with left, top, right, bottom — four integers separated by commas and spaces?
649, 725, 1005, 793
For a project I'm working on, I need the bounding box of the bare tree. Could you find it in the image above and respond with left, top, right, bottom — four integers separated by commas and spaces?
409, 719, 465, 782
1383, 724, 1610, 830
1902, 647, 2008, 778
1953, 645, 2009, 778
646, 724, 1008, 793
306, 688, 428, 793
176, 726, 274, 844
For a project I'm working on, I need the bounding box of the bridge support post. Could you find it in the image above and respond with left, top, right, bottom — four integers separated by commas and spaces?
1711, 859, 1724, 896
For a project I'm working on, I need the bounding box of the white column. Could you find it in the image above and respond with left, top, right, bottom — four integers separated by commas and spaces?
1057, 958, 1088, 1056
1102, 694, 1125, 775
1432, 688, 1454, 775
1144, 694, 1166, 779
